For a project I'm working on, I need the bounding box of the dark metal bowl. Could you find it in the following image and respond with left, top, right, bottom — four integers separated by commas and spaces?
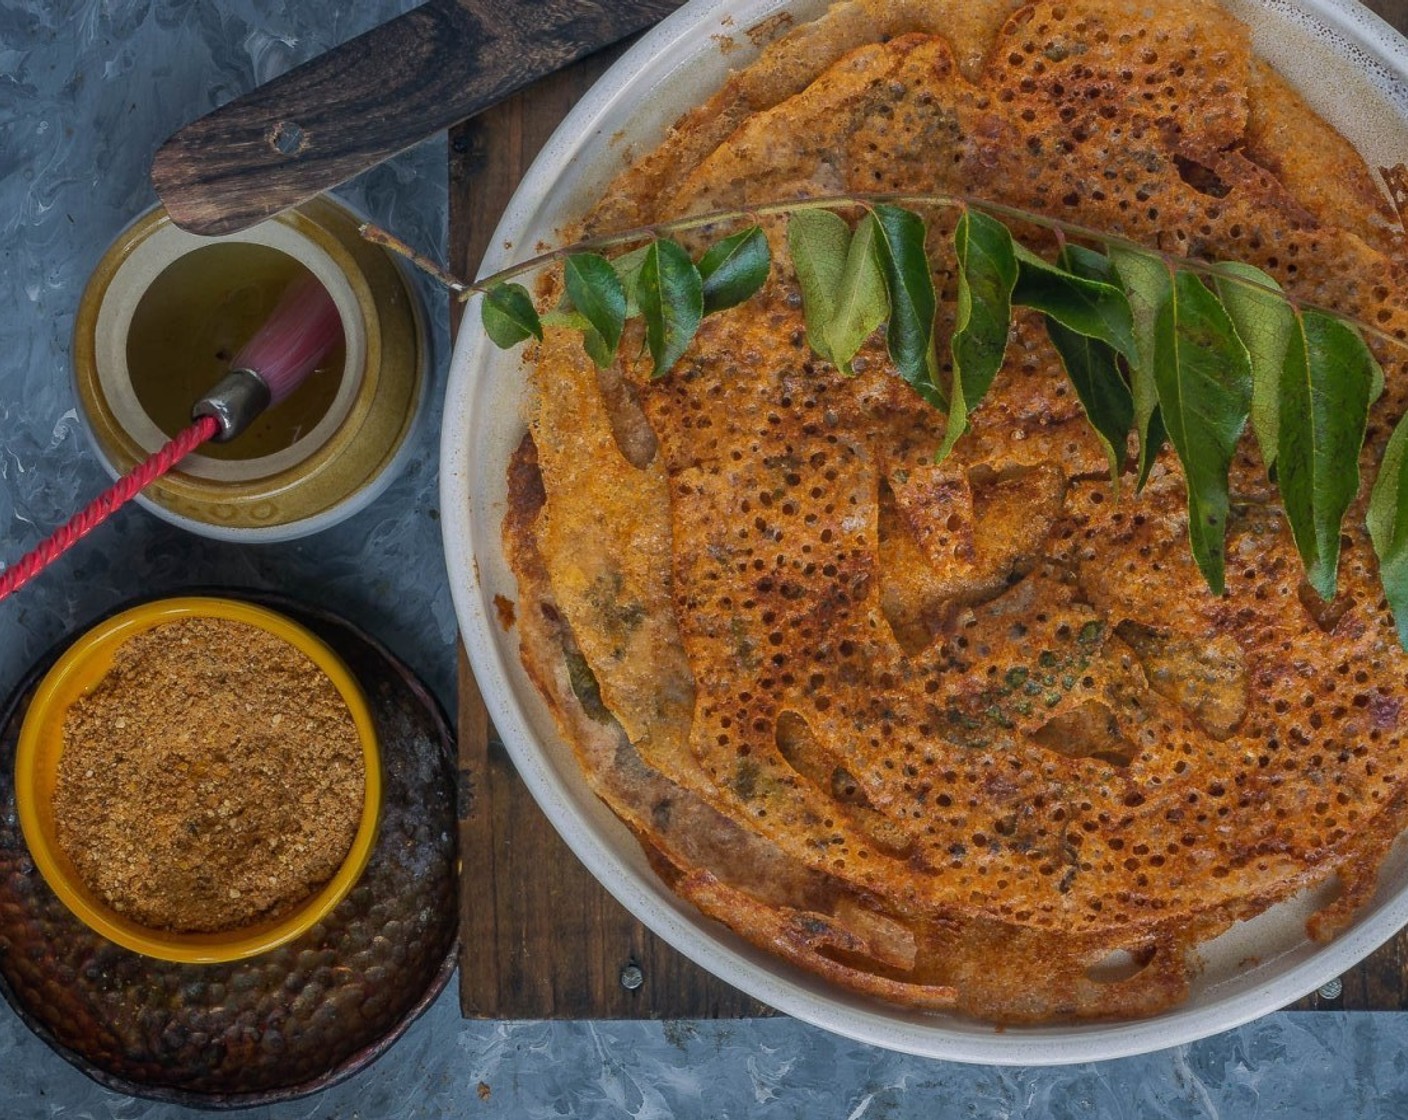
0, 592, 458, 1108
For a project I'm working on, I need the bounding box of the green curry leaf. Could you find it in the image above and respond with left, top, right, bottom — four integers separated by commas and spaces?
1041, 246, 1134, 491
563, 253, 627, 368
788, 209, 852, 367
481, 282, 543, 348
611, 244, 652, 319
1277, 310, 1375, 600
1152, 269, 1253, 595
1013, 242, 1137, 361
825, 212, 889, 373
1109, 245, 1171, 490
873, 204, 943, 408
1213, 261, 1292, 474
698, 225, 771, 314
638, 238, 704, 377
939, 207, 1018, 463
1370, 409, 1408, 648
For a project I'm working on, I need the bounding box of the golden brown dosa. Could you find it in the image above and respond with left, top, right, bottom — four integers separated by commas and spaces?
504, 0, 1408, 1022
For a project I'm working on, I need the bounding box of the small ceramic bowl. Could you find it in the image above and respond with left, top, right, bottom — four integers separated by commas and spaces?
72, 196, 427, 543
13, 597, 382, 964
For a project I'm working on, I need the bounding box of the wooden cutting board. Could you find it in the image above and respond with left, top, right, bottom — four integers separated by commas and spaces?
452, 3, 1408, 1019
449, 47, 771, 1019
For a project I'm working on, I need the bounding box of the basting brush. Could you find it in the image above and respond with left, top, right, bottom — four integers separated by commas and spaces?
0, 275, 343, 602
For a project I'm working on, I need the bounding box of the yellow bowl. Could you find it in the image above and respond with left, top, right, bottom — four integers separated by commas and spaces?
14, 596, 382, 964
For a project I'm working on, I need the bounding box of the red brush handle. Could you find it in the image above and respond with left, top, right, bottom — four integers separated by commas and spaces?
0, 415, 219, 603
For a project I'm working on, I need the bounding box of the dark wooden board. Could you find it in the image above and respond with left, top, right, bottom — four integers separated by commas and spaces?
451, 0, 1408, 1019
1370, 0, 1408, 27
153, 0, 685, 236
450, 49, 772, 1020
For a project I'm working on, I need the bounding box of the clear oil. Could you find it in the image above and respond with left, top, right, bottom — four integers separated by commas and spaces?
126, 243, 347, 461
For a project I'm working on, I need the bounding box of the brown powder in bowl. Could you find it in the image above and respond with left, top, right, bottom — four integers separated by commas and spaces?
51, 616, 367, 933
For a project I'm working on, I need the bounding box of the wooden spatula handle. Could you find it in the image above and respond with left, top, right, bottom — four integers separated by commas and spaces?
152, 0, 684, 236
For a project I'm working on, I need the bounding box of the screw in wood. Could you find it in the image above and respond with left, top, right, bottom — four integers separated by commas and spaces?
1317, 978, 1343, 1000
619, 963, 644, 991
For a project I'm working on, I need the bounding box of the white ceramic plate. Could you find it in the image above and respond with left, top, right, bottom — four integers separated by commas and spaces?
442, 0, 1408, 1063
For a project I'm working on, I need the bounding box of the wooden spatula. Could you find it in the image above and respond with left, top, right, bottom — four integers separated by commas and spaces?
151, 0, 684, 236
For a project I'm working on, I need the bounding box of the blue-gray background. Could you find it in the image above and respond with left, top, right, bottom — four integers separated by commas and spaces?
3, 2, 1408, 1116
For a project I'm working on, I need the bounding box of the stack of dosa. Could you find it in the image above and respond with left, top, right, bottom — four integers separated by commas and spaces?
503, 0, 1408, 1021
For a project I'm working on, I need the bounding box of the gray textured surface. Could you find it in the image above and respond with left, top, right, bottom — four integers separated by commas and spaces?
0, 0, 456, 708
6, 0, 1408, 1116
8, 986, 1408, 1119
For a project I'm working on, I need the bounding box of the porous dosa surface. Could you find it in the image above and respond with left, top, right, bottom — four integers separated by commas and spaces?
505, 0, 1408, 1022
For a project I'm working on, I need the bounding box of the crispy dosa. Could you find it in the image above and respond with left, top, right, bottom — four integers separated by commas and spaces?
504, 0, 1408, 1022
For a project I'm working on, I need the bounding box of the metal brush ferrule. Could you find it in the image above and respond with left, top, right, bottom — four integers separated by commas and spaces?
192, 369, 272, 442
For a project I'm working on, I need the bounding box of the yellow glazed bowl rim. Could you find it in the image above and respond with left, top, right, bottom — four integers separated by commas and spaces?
14, 596, 382, 964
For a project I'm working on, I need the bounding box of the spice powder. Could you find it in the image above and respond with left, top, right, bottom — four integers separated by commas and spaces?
52, 617, 366, 933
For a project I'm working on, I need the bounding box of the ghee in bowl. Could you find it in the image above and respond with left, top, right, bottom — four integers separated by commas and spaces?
14, 597, 381, 963
72, 196, 426, 542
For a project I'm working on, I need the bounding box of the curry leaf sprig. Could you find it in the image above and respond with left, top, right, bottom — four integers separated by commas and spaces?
430, 195, 1404, 643
483, 227, 771, 376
